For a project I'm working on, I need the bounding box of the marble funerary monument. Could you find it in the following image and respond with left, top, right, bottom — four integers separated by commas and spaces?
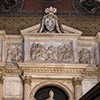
0, 7, 100, 100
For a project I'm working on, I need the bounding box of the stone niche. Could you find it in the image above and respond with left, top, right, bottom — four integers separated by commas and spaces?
0, 7, 100, 100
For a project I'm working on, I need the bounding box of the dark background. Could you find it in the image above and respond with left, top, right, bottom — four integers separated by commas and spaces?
35, 86, 69, 100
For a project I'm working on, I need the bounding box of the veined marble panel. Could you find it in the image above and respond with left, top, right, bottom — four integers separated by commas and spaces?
3, 77, 22, 98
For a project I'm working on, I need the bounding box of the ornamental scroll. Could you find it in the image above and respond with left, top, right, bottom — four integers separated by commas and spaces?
30, 42, 73, 63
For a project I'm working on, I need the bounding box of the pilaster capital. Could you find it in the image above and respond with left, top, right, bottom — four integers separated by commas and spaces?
72, 77, 83, 86
23, 76, 32, 85
0, 74, 4, 84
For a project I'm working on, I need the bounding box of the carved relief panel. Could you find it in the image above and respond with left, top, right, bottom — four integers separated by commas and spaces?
6, 45, 23, 62
1, 33, 23, 64
78, 47, 95, 64
30, 42, 73, 63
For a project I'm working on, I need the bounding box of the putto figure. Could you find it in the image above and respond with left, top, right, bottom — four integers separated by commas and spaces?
38, 7, 63, 33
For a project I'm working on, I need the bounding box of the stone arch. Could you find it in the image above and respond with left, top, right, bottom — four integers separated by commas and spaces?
30, 81, 74, 100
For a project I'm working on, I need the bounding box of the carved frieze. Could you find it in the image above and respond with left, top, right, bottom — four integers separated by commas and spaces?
6, 45, 22, 62
30, 42, 73, 63
78, 48, 95, 64
30, 43, 45, 61
57, 43, 73, 62
45, 45, 57, 61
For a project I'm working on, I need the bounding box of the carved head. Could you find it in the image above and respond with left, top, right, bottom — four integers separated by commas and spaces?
49, 90, 54, 98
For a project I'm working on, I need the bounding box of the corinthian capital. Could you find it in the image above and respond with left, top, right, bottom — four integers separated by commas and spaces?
73, 77, 83, 86
23, 76, 32, 85
0, 74, 4, 84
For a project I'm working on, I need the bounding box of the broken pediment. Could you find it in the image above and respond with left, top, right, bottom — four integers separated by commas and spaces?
21, 7, 82, 35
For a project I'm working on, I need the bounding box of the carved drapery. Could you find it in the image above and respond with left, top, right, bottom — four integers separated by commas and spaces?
73, 77, 83, 100
30, 42, 73, 63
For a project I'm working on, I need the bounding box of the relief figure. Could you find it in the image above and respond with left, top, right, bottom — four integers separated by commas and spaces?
30, 42, 73, 63
57, 43, 73, 62
78, 48, 95, 64
45, 45, 57, 61
30, 43, 45, 61
6, 45, 22, 62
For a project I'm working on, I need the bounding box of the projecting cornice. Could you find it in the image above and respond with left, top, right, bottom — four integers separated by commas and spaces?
18, 62, 88, 75
18, 62, 88, 68
0, 62, 99, 77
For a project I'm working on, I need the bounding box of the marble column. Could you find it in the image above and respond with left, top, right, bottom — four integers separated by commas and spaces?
73, 77, 83, 100
23, 76, 32, 100
0, 75, 4, 100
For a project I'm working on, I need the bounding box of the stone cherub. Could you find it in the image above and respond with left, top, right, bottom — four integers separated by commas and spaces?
38, 7, 63, 33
